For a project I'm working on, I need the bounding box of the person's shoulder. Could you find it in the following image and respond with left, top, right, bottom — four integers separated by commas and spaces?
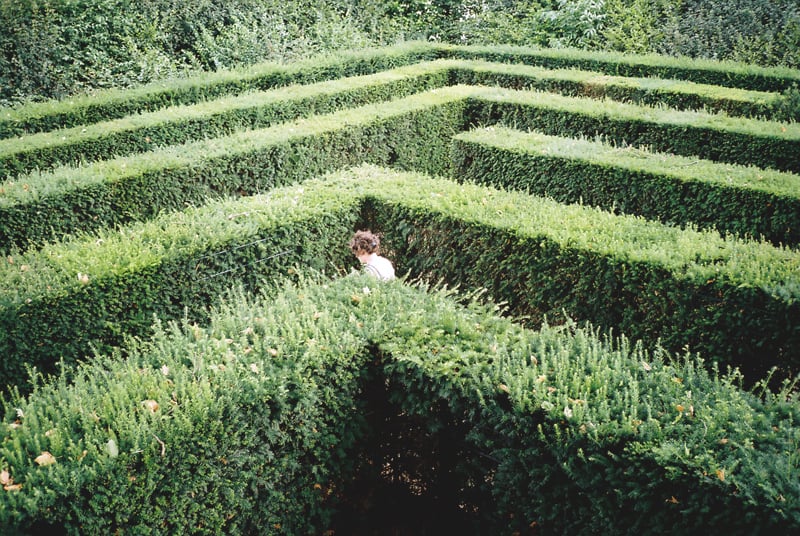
367, 256, 395, 280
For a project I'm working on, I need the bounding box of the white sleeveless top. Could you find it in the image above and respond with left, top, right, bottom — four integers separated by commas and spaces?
364, 256, 395, 281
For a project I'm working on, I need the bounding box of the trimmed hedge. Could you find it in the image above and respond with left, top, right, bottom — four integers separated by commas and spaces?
0, 274, 382, 534
7, 58, 788, 181
355, 165, 800, 384
1, 273, 797, 534
0, 62, 454, 179
377, 279, 800, 534
0, 41, 440, 140
437, 42, 800, 92
467, 88, 800, 173
451, 126, 800, 247
5, 41, 797, 140
0, 88, 468, 254
449, 60, 785, 120
4, 82, 795, 253
0, 177, 366, 391
3, 164, 798, 390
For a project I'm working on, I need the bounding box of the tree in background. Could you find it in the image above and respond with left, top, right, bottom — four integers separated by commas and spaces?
1, 0, 799, 106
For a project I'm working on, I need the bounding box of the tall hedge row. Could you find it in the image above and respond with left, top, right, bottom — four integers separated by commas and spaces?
0, 63, 453, 178
451, 126, 800, 247
3, 164, 798, 391
8, 57, 792, 181
448, 61, 786, 120
4, 80, 796, 254
0, 275, 383, 535
0, 41, 440, 139
1, 273, 797, 534
437, 43, 800, 92
466, 89, 800, 173
0, 90, 467, 254
377, 278, 800, 534
4, 42, 798, 139
0, 179, 364, 391
356, 166, 800, 384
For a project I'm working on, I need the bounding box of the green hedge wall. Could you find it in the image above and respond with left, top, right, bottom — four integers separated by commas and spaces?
377, 279, 800, 534
0, 41, 440, 140
0, 62, 453, 179
0, 89, 467, 254
356, 166, 800, 384
4, 164, 798, 391
449, 61, 785, 120
467, 88, 800, 173
1, 273, 797, 534
451, 126, 800, 247
0, 178, 365, 391
5, 41, 797, 139
437, 43, 800, 92
9, 57, 788, 181
5, 81, 794, 254
0, 275, 383, 535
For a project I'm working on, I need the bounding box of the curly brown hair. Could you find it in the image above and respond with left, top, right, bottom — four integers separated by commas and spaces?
349, 230, 380, 254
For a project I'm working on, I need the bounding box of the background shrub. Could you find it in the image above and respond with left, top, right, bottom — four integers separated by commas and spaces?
2, 0, 799, 105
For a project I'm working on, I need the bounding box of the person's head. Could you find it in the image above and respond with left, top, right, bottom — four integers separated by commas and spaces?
349, 230, 380, 259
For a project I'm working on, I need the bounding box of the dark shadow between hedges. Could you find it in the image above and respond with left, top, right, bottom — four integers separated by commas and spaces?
327, 351, 512, 536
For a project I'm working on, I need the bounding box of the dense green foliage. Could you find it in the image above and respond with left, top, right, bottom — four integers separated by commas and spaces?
452, 126, 800, 246
0, 178, 364, 390
1, 274, 797, 534
5, 66, 797, 253
468, 88, 800, 173
0, 86, 466, 253
3, 163, 798, 394
0, 42, 440, 139
2, 0, 799, 105
0, 30, 798, 534
357, 166, 800, 383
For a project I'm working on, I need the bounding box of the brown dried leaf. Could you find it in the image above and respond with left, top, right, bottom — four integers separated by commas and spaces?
34, 452, 56, 466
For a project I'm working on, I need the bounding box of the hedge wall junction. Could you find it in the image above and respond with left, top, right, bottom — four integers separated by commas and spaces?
3, 41, 797, 139
1, 273, 798, 534
3, 82, 799, 253
1, 165, 798, 394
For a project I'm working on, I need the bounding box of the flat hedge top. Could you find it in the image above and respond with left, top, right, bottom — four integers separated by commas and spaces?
0, 180, 362, 305
0, 86, 472, 207
455, 126, 800, 198
2, 164, 798, 306
0, 59, 455, 163
3, 40, 797, 135
0, 41, 436, 125
474, 87, 800, 140
3, 271, 797, 531
354, 165, 800, 300
457, 59, 782, 106
438, 42, 800, 89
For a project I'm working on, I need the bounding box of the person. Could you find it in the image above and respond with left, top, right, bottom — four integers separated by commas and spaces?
349, 230, 395, 281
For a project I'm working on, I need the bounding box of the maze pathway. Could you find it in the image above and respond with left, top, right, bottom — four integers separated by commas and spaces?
0, 41, 799, 534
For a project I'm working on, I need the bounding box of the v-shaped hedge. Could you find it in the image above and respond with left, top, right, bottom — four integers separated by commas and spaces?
1, 165, 798, 399
1, 274, 797, 534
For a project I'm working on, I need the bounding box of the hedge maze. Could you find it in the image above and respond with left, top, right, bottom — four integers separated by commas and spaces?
1, 42, 799, 534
